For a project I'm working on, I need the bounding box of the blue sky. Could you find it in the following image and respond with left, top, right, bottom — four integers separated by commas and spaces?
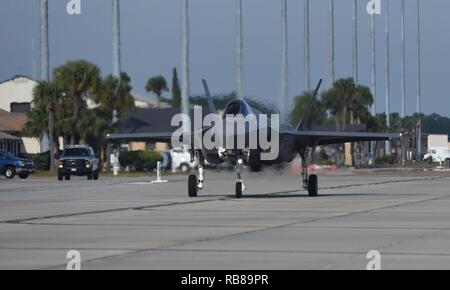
1, 0, 449, 116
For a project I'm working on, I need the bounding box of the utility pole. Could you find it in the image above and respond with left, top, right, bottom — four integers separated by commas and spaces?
385, 0, 391, 155
401, 0, 406, 118
40, 0, 49, 81
417, 0, 422, 160
304, 0, 310, 92
370, 10, 376, 115
40, 0, 54, 172
328, 0, 335, 86
353, 0, 358, 83
236, 0, 243, 99
281, 0, 288, 121
181, 0, 190, 118
112, 0, 121, 78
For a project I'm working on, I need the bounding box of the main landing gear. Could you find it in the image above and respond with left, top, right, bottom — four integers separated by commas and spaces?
188, 151, 245, 199
188, 151, 205, 198
301, 148, 318, 197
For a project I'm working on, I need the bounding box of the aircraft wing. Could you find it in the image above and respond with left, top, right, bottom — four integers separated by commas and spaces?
106, 128, 208, 145
284, 129, 400, 146
106, 132, 173, 143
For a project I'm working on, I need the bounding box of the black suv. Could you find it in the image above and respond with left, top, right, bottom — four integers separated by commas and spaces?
57, 146, 100, 181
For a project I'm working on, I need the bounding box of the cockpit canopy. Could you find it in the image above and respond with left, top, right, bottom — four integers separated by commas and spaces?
222, 100, 254, 117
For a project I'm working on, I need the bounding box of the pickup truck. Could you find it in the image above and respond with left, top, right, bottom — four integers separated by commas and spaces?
57, 146, 100, 181
0, 150, 34, 179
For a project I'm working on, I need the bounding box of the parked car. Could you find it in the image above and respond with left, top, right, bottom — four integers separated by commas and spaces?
0, 150, 34, 179
57, 145, 100, 181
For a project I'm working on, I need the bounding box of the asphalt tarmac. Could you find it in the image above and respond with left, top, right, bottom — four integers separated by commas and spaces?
1, 168, 450, 269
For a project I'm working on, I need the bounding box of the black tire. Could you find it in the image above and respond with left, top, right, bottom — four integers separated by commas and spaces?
308, 174, 318, 197
87, 173, 93, 180
93, 172, 99, 180
19, 173, 29, 179
188, 175, 197, 197
58, 174, 63, 181
65, 175, 71, 181
235, 182, 243, 199
5, 166, 15, 179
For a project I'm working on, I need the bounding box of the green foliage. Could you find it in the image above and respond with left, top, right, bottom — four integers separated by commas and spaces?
321, 78, 373, 131
145, 75, 169, 104
20, 152, 50, 171
96, 72, 135, 120
25, 60, 135, 166
171, 68, 181, 108
53, 60, 102, 144
290, 91, 326, 129
118, 150, 163, 172
375, 155, 397, 165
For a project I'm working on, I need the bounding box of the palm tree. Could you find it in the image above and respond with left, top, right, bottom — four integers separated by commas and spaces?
98, 72, 135, 121
322, 78, 373, 131
290, 92, 326, 130
145, 76, 169, 107
24, 81, 62, 171
53, 60, 101, 144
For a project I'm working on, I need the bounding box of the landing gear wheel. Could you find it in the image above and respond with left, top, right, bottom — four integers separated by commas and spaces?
235, 182, 243, 199
188, 174, 198, 197
5, 167, 15, 179
65, 175, 71, 181
308, 174, 318, 197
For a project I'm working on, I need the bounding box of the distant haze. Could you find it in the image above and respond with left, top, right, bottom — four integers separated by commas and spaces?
1, 0, 449, 116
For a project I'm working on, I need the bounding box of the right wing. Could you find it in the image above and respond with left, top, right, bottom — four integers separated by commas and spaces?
284, 129, 400, 146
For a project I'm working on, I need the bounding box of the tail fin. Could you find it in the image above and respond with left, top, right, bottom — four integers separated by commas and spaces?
202, 79, 217, 114
296, 79, 323, 130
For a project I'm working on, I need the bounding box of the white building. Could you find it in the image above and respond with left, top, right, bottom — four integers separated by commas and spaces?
0, 75, 37, 113
0, 75, 42, 154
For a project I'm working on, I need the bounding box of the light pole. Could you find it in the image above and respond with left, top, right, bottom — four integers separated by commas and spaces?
40, 0, 49, 81
417, 0, 422, 160
401, 0, 406, 118
236, 0, 243, 99
181, 0, 190, 118
281, 0, 288, 121
353, 0, 358, 84
370, 9, 376, 116
304, 0, 310, 92
385, 0, 391, 155
112, 0, 121, 78
328, 0, 335, 86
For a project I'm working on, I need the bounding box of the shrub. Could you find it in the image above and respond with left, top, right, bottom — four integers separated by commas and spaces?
375, 155, 397, 165
20, 152, 50, 171
119, 150, 163, 172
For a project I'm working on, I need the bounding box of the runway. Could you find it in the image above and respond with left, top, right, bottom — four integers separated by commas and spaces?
1, 169, 450, 270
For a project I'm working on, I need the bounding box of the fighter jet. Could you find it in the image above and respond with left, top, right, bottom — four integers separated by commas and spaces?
107, 79, 399, 198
